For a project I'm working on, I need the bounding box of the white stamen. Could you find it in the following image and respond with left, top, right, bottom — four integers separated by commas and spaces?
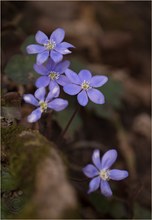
81, 80, 91, 90
99, 169, 110, 181
49, 71, 60, 80
44, 40, 56, 50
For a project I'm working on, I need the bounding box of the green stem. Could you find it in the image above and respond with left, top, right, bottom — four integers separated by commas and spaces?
60, 105, 80, 139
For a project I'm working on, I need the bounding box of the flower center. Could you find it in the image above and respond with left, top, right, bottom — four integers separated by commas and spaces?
81, 80, 90, 90
49, 71, 59, 80
39, 101, 48, 112
99, 169, 110, 181
44, 40, 56, 50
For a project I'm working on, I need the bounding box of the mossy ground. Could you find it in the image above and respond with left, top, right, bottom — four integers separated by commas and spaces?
2, 125, 51, 218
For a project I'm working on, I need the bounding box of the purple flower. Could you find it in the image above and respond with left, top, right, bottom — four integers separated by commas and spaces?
23, 87, 68, 123
26, 28, 74, 65
82, 149, 129, 197
34, 58, 70, 94
63, 69, 108, 106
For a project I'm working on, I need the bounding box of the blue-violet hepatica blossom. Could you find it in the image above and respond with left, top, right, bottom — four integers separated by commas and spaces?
83, 149, 129, 197
23, 87, 68, 123
63, 69, 108, 106
26, 28, 74, 64
34, 58, 70, 94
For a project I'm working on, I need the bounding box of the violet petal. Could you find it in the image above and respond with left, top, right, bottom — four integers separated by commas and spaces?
63, 84, 81, 95
35, 31, 48, 44
90, 76, 108, 88
88, 176, 101, 193
82, 164, 99, 178
36, 50, 49, 65
50, 28, 65, 44
34, 87, 46, 101
27, 107, 42, 123
26, 44, 45, 54
100, 180, 112, 197
87, 88, 105, 104
109, 169, 129, 181
47, 98, 68, 111
77, 90, 88, 106
101, 149, 118, 170
23, 94, 39, 106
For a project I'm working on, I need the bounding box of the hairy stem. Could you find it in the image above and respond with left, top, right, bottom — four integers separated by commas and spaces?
69, 177, 88, 182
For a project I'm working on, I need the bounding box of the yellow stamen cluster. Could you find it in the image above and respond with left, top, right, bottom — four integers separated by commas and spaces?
39, 101, 47, 112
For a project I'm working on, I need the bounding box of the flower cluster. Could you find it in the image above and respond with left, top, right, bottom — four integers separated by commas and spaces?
24, 28, 109, 122
24, 28, 74, 122
24, 28, 128, 198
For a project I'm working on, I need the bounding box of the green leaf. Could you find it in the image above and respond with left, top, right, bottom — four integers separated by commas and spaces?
86, 79, 124, 119
20, 35, 35, 54
133, 203, 151, 219
89, 193, 110, 214
4, 35, 38, 85
2, 170, 19, 193
89, 193, 128, 218
70, 58, 86, 73
4, 54, 38, 84
110, 201, 126, 218
54, 108, 82, 137
100, 79, 123, 108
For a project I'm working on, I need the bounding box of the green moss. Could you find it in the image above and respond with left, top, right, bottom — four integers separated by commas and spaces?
12, 201, 38, 219
9, 130, 51, 192
2, 126, 53, 204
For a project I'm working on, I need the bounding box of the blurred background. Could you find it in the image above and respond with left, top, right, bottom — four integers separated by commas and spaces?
1, 1, 151, 219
